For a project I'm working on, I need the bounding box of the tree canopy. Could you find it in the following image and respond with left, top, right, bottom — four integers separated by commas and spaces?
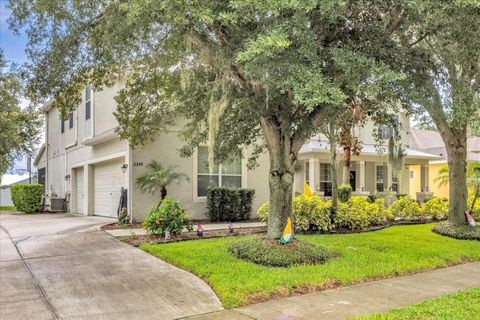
0, 51, 41, 179
9, 0, 479, 233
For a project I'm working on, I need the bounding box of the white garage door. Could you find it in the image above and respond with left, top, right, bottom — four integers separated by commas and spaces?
76, 167, 85, 214
93, 159, 125, 217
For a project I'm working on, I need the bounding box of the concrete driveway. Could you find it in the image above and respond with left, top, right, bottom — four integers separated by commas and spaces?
0, 211, 222, 320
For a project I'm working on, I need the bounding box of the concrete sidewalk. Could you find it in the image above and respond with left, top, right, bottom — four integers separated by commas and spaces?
105, 221, 266, 237
184, 262, 480, 320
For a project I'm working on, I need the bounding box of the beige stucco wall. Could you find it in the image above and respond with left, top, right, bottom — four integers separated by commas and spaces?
131, 130, 270, 222
428, 162, 449, 199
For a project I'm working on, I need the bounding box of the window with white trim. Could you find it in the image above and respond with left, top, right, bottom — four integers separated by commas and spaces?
85, 85, 91, 120
305, 160, 310, 185
376, 165, 385, 192
197, 146, 242, 197
319, 163, 332, 196
392, 173, 399, 192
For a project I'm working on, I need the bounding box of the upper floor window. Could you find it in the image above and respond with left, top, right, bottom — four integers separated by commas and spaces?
379, 114, 400, 140
85, 85, 92, 120
196, 146, 242, 197
61, 119, 65, 133
69, 112, 74, 129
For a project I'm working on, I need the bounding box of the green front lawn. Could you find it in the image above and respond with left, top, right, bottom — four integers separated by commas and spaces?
0, 206, 16, 211
141, 224, 480, 308
356, 287, 480, 319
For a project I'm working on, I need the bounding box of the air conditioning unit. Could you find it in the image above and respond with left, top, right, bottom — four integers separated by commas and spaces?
49, 197, 66, 212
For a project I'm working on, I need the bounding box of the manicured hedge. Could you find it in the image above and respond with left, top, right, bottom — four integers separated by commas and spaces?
10, 184, 44, 213
206, 187, 255, 222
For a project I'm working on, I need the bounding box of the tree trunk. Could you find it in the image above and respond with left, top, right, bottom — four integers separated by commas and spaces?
444, 131, 468, 225
342, 146, 351, 185
157, 187, 168, 209
260, 117, 296, 239
328, 122, 338, 221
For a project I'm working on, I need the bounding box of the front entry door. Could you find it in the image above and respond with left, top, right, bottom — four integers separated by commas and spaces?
349, 171, 356, 191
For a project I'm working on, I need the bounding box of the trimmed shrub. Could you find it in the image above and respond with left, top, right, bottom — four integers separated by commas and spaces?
468, 195, 480, 219
207, 187, 255, 222
293, 195, 333, 232
142, 197, 192, 235
10, 184, 44, 213
432, 221, 480, 241
335, 196, 387, 230
421, 197, 449, 220
257, 195, 333, 232
338, 184, 352, 202
389, 196, 422, 221
228, 237, 330, 267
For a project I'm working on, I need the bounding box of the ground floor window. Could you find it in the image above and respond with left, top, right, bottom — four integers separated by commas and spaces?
392, 173, 399, 192
305, 160, 310, 185
376, 165, 385, 192
197, 146, 242, 197
319, 163, 332, 196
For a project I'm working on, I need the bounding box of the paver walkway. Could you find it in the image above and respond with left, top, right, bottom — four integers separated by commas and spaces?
183, 261, 480, 320
105, 221, 266, 237
0, 211, 222, 320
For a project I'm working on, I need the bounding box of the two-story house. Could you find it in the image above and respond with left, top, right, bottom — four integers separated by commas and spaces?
34, 84, 440, 222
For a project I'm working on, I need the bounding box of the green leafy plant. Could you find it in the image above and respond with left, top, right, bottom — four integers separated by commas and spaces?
338, 184, 352, 203
10, 184, 44, 213
142, 197, 192, 236
389, 196, 422, 221
421, 197, 449, 221
118, 207, 128, 225
228, 237, 330, 267
206, 187, 255, 222
257, 195, 333, 232
432, 221, 480, 241
135, 160, 189, 208
335, 196, 387, 230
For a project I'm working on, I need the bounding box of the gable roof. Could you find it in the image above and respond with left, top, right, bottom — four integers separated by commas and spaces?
410, 128, 480, 161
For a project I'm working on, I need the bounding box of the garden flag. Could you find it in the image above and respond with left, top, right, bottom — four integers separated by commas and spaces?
304, 182, 314, 197
465, 211, 476, 228
279, 217, 293, 244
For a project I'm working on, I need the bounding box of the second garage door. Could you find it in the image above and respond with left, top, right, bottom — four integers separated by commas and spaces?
93, 159, 125, 217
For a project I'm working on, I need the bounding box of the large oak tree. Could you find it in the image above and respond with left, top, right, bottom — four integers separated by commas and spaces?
10, 0, 426, 237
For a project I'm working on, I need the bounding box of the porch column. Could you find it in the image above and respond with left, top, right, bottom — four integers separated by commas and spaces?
359, 161, 366, 191
420, 164, 429, 192
308, 158, 319, 191
386, 162, 393, 192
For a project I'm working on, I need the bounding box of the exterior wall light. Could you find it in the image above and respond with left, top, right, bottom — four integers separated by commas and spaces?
64, 174, 71, 181
121, 164, 128, 174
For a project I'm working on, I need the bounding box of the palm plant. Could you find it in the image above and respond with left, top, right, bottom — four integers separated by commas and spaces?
135, 160, 189, 208
435, 162, 480, 213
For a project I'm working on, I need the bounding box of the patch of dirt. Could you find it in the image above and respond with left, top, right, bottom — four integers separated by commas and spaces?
118, 226, 267, 246
101, 222, 143, 230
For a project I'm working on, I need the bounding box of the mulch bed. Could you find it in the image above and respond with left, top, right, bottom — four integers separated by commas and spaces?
118, 226, 267, 247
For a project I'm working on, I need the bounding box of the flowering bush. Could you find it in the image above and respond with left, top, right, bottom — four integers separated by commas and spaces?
335, 196, 388, 230
389, 196, 422, 221
257, 195, 333, 232
421, 197, 448, 220
142, 197, 192, 235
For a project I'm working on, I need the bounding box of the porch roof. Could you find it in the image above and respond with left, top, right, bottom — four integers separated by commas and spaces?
299, 140, 442, 160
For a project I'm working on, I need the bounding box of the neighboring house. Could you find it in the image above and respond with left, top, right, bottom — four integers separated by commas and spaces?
0, 175, 31, 207
295, 114, 440, 198
409, 128, 480, 199
35, 83, 440, 221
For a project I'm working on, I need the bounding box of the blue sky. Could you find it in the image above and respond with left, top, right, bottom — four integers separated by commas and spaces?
1, 1, 33, 173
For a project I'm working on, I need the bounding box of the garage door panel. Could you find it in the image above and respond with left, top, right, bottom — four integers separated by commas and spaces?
93, 159, 124, 218
76, 168, 84, 214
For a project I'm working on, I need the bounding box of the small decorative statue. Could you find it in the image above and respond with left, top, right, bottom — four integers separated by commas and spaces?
228, 222, 234, 233
465, 211, 476, 228
196, 224, 204, 237
164, 228, 171, 240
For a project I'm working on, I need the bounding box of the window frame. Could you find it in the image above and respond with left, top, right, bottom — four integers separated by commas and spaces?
194, 146, 244, 201
319, 162, 332, 196
85, 85, 91, 120
376, 165, 385, 192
